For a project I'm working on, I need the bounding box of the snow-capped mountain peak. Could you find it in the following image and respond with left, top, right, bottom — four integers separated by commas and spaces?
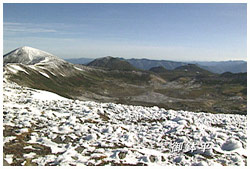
3, 46, 63, 65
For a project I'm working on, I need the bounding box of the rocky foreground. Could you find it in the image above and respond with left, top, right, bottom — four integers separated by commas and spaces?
3, 80, 247, 166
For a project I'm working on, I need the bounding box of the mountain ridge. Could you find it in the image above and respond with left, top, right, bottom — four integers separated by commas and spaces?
3, 46, 247, 115
65, 57, 247, 74
87, 56, 138, 71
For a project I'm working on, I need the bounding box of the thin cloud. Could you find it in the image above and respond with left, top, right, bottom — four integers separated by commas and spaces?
3, 22, 23, 25
4, 22, 58, 34
3, 22, 92, 35
5, 27, 57, 33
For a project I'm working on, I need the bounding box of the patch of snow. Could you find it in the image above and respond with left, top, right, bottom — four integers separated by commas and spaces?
3, 136, 16, 144
59, 73, 66, 77
32, 90, 67, 101
16, 128, 29, 135
23, 152, 36, 159
6, 66, 18, 73
9, 65, 29, 74
28, 65, 38, 70
39, 71, 50, 78
74, 66, 84, 71
5, 154, 14, 164
23, 145, 36, 150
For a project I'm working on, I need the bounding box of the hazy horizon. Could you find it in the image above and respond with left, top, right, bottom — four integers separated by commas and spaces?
4, 3, 247, 62
3, 45, 247, 63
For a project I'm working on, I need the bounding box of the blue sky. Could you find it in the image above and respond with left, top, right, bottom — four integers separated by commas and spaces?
3, 3, 247, 61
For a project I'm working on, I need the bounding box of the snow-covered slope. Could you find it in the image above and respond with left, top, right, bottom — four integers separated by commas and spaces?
3, 79, 247, 166
3, 46, 82, 82
3, 46, 65, 65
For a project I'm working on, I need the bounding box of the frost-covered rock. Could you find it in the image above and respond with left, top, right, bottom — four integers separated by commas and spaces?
221, 139, 242, 151
3, 79, 247, 166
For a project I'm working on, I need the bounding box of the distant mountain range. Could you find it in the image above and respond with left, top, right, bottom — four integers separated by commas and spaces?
4, 47, 247, 115
66, 57, 247, 74
191, 61, 247, 74
125, 58, 186, 71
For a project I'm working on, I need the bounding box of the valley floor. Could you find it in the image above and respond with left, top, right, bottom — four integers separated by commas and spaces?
3, 80, 247, 166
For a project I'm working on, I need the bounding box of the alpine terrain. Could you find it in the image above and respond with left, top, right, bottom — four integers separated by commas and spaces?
3, 46, 247, 166
3, 47, 246, 115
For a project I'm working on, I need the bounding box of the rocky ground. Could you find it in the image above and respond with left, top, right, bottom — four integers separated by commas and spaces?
3, 79, 247, 166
